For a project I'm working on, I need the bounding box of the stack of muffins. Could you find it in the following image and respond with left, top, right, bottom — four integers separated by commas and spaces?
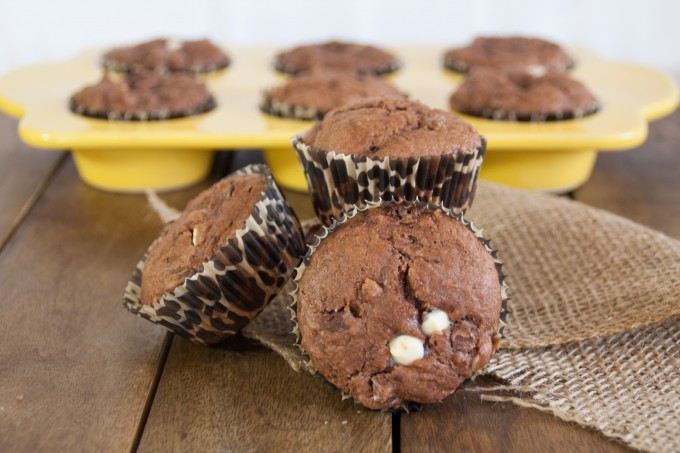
444, 36, 600, 121
124, 94, 508, 410
69, 38, 229, 121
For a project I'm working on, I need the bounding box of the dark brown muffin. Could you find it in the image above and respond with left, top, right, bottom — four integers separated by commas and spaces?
294, 96, 486, 224
302, 96, 482, 157
141, 173, 267, 305
443, 36, 573, 73
102, 38, 230, 74
294, 204, 505, 410
274, 41, 400, 76
69, 73, 216, 120
261, 71, 405, 120
123, 165, 306, 345
450, 67, 599, 121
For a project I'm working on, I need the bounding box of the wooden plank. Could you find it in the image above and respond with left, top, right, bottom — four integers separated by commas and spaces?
139, 339, 392, 453
575, 110, 680, 238
0, 113, 65, 248
0, 157, 217, 452
401, 378, 629, 453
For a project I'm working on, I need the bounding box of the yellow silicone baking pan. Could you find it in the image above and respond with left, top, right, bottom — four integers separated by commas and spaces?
0, 46, 676, 192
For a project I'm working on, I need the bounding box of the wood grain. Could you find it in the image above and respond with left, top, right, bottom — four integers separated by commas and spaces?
139, 339, 392, 453
400, 378, 629, 453
575, 110, 680, 239
0, 157, 211, 452
0, 113, 65, 248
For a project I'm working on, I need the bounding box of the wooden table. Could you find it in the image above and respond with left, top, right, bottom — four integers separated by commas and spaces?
0, 110, 677, 453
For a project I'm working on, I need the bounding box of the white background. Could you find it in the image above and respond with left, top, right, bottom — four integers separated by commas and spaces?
1, 0, 679, 80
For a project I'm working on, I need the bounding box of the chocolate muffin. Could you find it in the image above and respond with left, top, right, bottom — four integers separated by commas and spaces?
102, 38, 230, 74
123, 164, 306, 345
69, 73, 216, 121
261, 71, 405, 120
274, 41, 400, 76
293, 96, 486, 225
443, 36, 573, 73
292, 203, 507, 410
450, 67, 600, 121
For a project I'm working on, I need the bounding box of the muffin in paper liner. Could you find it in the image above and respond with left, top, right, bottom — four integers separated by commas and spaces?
287, 200, 509, 409
260, 71, 405, 121
123, 164, 306, 346
69, 73, 217, 121
293, 135, 486, 226
101, 38, 231, 75
449, 68, 600, 122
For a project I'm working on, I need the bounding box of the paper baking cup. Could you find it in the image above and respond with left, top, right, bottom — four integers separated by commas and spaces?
101, 57, 230, 75
123, 164, 306, 346
69, 96, 217, 121
273, 59, 401, 77
260, 95, 324, 121
455, 101, 600, 122
443, 57, 576, 73
289, 199, 509, 377
293, 136, 487, 226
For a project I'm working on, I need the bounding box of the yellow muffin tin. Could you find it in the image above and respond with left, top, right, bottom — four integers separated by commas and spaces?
0, 46, 676, 192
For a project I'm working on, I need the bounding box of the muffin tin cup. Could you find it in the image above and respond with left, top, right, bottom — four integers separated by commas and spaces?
293, 136, 487, 226
288, 199, 509, 378
123, 163, 306, 346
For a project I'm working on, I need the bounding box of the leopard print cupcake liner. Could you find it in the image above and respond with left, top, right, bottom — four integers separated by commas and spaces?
293, 136, 487, 226
288, 199, 509, 378
456, 100, 600, 122
273, 60, 401, 77
443, 57, 576, 74
69, 96, 217, 121
123, 164, 306, 346
260, 95, 324, 121
101, 58, 230, 75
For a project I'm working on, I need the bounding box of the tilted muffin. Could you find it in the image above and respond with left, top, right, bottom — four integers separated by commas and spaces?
102, 38, 230, 74
294, 96, 486, 225
261, 70, 405, 120
69, 73, 216, 121
291, 203, 507, 410
450, 67, 600, 121
123, 164, 306, 345
443, 36, 573, 73
274, 41, 400, 76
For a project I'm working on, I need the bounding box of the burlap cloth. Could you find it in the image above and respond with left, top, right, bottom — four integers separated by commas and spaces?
242, 181, 680, 453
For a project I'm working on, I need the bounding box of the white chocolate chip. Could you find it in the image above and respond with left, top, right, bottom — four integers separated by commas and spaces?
389, 335, 424, 366
526, 64, 548, 77
421, 310, 450, 336
191, 227, 199, 246
166, 39, 183, 51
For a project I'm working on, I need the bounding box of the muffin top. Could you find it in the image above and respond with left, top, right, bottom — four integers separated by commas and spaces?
296, 205, 503, 409
141, 172, 266, 305
274, 41, 399, 76
102, 38, 230, 73
444, 36, 572, 72
70, 73, 214, 119
450, 67, 598, 119
301, 96, 483, 157
263, 71, 404, 119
